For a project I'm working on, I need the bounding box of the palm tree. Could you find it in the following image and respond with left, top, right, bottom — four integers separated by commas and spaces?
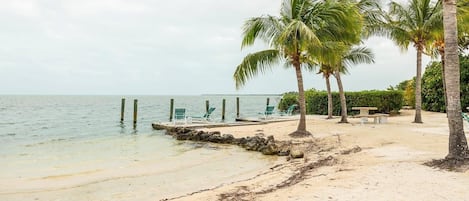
334, 70, 348, 123
333, 46, 375, 123
317, 64, 334, 119
383, 0, 443, 123
234, 0, 361, 137
316, 0, 382, 121
442, 0, 469, 159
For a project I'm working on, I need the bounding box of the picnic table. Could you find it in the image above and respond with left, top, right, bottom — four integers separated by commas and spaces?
352, 107, 388, 124
352, 107, 378, 115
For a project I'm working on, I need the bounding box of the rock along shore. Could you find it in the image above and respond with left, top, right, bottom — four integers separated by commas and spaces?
156, 126, 304, 158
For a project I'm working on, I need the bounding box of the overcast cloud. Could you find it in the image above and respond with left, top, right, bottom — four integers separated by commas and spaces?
0, 0, 432, 95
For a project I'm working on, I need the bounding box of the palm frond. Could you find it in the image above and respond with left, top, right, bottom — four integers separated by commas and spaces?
241, 16, 283, 49
308, 41, 346, 66
278, 19, 321, 49
308, 1, 363, 44
343, 46, 375, 67
301, 58, 319, 72
357, 0, 387, 38
233, 49, 281, 89
384, 0, 442, 52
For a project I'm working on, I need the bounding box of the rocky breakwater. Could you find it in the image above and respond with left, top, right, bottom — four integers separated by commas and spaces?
163, 127, 300, 157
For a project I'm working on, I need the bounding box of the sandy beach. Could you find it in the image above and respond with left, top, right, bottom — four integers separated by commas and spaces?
168, 110, 469, 201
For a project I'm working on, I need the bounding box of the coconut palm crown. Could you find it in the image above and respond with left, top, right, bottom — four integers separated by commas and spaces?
234, 0, 362, 137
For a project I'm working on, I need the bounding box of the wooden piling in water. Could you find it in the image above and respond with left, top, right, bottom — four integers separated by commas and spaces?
133, 99, 138, 127
169, 99, 174, 122
236, 97, 240, 118
222, 99, 226, 121
206, 100, 209, 113
120, 98, 125, 122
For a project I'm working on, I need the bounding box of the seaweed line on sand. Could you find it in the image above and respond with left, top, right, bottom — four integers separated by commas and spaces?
217, 146, 362, 201
218, 155, 338, 201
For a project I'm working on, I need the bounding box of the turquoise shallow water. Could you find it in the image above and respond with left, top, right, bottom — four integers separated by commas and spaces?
0, 95, 281, 200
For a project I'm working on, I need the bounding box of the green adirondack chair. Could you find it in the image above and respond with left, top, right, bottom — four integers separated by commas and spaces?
173, 108, 187, 124
191, 107, 216, 122
280, 104, 297, 116
259, 105, 275, 119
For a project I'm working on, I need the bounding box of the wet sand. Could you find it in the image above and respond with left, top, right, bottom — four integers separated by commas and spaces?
0, 141, 279, 201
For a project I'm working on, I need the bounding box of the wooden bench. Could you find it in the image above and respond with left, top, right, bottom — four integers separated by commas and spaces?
355, 113, 389, 124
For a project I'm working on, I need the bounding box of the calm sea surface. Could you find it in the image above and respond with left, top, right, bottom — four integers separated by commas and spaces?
0, 95, 282, 200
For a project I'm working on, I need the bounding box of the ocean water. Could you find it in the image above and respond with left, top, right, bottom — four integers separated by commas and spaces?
0, 95, 282, 201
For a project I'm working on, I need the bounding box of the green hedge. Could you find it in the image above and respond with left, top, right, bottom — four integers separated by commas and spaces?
421, 61, 446, 112
278, 92, 299, 111
422, 54, 469, 112
279, 90, 403, 115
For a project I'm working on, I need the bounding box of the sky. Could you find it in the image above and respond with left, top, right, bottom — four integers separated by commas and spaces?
0, 0, 433, 95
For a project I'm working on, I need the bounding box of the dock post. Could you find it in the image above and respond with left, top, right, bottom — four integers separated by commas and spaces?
236, 97, 240, 118
279, 98, 283, 110
120, 98, 125, 122
206, 100, 209, 113
133, 99, 138, 127
266, 98, 270, 106
169, 99, 174, 122
222, 99, 226, 121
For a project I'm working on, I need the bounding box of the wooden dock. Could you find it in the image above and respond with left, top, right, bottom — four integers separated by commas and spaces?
152, 116, 298, 130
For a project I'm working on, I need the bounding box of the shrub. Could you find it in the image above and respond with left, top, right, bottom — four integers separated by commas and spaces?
421, 61, 445, 112
280, 89, 403, 115
278, 92, 298, 111
421, 54, 469, 112
404, 79, 415, 107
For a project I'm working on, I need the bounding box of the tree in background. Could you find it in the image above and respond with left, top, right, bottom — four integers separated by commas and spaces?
317, 64, 335, 119
333, 46, 375, 123
381, 0, 443, 123
404, 79, 416, 108
313, 0, 380, 123
421, 62, 445, 112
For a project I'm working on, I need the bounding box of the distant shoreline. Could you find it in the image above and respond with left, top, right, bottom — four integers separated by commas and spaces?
201, 94, 282, 96
0, 94, 284, 96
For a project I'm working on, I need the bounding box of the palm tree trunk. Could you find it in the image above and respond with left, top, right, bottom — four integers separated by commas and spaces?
326, 75, 333, 119
334, 71, 348, 123
439, 49, 448, 114
443, 0, 468, 159
289, 58, 312, 138
414, 46, 423, 123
